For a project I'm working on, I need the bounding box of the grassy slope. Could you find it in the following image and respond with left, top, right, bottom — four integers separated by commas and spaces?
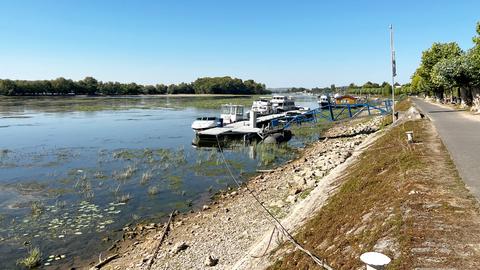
268, 117, 480, 269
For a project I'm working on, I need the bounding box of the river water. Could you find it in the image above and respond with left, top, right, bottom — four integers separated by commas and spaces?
0, 95, 318, 269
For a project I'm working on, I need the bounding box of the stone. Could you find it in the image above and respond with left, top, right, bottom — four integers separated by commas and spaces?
286, 195, 297, 204
204, 255, 219, 266
202, 205, 210, 211
289, 187, 302, 195
172, 242, 189, 254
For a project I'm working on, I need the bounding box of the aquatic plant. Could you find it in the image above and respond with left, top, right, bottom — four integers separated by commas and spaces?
117, 193, 131, 203
30, 201, 44, 217
254, 142, 295, 167
147, 185, 160, 196
93, 171, 107, 179
16, 247, 41, 269
140, 171, 153, 185
74, 174, 94, 199
114, 164, 137, 180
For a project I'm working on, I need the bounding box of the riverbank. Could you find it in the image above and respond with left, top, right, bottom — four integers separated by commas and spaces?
85, 115, 386, 269
267, 114, 480, 269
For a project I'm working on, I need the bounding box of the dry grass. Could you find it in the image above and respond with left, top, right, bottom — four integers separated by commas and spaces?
268, 119, 480, 270
395, 97, 412, 112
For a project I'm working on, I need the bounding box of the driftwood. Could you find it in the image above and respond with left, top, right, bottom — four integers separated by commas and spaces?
256, 169, 275, 173
90, 253, 119, 270
147, 211, 175, 270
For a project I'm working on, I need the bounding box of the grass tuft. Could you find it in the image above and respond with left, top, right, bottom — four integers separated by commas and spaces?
17, 247, 41, 269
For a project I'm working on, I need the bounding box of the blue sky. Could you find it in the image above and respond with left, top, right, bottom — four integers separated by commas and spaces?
0, 0, 479, 88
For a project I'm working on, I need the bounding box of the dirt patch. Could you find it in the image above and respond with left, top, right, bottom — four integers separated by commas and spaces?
267, 119, 480, 269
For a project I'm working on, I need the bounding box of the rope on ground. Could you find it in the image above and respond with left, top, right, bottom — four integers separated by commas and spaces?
250, 227, 276, 258
215, 135, 334, 270
147, 211, 175, 270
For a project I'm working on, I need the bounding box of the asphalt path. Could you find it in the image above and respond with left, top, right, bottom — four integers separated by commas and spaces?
413, 97, 480, 201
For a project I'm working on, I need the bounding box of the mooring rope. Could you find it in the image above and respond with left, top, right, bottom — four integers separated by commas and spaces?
215, 135, 334, 270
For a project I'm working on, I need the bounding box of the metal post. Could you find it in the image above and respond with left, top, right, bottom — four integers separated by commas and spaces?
328, 103, 334, 121
390, 25, 396, 122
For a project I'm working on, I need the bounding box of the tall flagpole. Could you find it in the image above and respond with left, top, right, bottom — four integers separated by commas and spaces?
389, 24, 396, 122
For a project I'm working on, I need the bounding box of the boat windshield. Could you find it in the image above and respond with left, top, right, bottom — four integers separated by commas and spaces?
222, 105, 244, 115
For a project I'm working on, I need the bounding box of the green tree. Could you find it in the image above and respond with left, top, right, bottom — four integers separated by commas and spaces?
415, 42, 463, 100
78, 77, 99, 95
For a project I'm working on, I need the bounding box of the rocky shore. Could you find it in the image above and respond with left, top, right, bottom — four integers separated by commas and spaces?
95, 116, 385, 270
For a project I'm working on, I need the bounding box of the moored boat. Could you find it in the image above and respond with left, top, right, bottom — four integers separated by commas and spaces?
250, 98, 273, 115
220, 104, 245, 124
191, 117, 223, 132
271, 95, 296, 113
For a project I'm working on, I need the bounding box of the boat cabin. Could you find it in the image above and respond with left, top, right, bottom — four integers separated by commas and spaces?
220, 104, 245, 124
334, 95, 358, 105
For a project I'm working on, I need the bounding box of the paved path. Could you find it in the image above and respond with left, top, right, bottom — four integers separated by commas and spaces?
412, 98, 480, 201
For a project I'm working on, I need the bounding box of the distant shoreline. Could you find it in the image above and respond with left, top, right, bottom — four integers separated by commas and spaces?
0, 94, 258, 98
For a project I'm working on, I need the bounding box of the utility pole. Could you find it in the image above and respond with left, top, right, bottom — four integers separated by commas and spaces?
389, 24, 396, 122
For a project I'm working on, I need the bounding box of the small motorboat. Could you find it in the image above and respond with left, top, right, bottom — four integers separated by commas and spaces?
191, 117, 223, 132
318, 95, 330, 109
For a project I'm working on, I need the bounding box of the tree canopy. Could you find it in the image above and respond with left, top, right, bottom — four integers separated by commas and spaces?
407, 22, 480, 105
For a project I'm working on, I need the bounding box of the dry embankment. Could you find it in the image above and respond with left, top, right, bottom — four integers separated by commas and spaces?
267, 118, 480, 269
89, 117, 385, 270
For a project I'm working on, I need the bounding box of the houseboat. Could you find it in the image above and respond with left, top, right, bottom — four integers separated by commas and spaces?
270, 95, 296, 113
250, 97, 273, 115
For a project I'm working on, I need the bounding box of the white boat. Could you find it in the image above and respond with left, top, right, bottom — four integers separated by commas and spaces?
191, 117, 222, 132
251, 98, 273, 115
220, 104, 245, 124
318, 95, 330, 108
270, 95, 296, 113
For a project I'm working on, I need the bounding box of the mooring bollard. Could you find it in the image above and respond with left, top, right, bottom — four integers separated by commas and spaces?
360, 252, 391, 270
249, 110, 257, 127
405, 130, 414, 143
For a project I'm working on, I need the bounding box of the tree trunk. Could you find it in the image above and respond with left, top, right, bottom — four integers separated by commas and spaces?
434, 89, 444, 102
459, 87, 473, 106
471, 87, 480, 112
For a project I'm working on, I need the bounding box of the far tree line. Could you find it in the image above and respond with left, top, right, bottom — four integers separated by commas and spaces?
0, 76, 270, 96
288, 81, 402, 97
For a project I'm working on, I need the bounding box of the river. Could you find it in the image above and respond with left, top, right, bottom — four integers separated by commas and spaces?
0, 95, 319, 269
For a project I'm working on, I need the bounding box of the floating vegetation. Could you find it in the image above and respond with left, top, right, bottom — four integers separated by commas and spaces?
147, 185, 160, 196
16, 247, 41, 269
14, 181, 47, 195
167, 175, 183, 190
